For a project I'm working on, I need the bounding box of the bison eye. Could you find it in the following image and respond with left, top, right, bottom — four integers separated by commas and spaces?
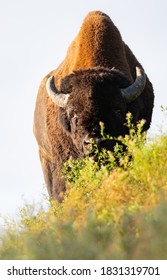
71, 113, 78, 128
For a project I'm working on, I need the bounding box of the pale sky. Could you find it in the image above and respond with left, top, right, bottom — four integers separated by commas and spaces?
0, 0, 167, 223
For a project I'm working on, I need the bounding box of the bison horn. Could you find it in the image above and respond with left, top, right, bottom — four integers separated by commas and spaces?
46, 76, 70, 108
121, 67, 146, 103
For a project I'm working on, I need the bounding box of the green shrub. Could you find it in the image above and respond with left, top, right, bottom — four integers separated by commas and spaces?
1, 116, 167, 259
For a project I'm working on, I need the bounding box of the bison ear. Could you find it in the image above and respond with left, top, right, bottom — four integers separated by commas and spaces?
46, 76, 70, 108
121, 67, 146, 103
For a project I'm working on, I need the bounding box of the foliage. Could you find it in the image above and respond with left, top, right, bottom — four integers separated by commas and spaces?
1, 115, 167, 259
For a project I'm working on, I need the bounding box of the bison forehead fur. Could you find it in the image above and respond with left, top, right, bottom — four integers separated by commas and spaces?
33, 10, 154, 202
60, 67, 131, 92
58, 68, 130, 135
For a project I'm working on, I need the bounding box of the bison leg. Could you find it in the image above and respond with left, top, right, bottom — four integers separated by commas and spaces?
39, 152, 66, 202
39, 153, 52, 196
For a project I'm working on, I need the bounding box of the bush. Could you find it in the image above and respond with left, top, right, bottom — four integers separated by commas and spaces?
1, 116, 167, 259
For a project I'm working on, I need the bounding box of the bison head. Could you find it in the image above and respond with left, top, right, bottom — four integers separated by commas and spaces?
46, 67, 146, 156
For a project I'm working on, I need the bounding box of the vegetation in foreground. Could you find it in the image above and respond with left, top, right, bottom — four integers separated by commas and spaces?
0, 115, 167, 259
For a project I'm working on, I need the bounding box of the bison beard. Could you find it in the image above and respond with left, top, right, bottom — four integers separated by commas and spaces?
33, 11, 154, 202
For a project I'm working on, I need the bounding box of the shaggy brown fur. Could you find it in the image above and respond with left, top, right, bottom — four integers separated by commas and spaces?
54, 11, 133, 86
33, 11, 154, 201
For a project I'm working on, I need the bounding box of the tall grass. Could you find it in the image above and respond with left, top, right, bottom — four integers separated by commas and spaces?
0, 115, 167, 259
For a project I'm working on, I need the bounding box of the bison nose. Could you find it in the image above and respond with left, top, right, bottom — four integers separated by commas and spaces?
82, 135, 93, 154
83, 135, 127, 155
82, 135, 103, 155
96, 138, 124, 151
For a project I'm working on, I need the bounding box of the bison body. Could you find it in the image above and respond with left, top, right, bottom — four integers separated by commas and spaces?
34, 11, 154, 201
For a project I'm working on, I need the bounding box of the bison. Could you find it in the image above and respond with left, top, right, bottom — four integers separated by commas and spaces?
33, 11, 154, 201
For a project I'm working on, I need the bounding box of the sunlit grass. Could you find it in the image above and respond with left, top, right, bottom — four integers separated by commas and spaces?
0, 114, 167, 259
